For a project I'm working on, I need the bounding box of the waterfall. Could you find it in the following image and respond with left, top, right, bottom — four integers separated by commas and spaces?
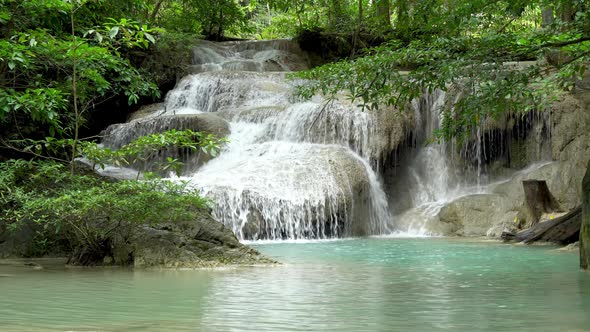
103, 40, 393, 241
392, 87, 552, 235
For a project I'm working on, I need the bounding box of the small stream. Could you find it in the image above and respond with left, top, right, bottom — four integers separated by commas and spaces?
1, 238, 588, 331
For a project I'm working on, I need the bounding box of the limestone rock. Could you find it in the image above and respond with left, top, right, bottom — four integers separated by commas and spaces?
0, 221, 57, 258
427, 160, 590, 239
556, 241, 579, 252
129, 212, 276, 268
103, 113, 230, 148
127, 103, 164, 121
372, 107, 412, 166
0, 208, 275, 268
101, 113, 230, 174
432, 194, 518, 237
491, 161, 584, 212
550, 93, 590, 166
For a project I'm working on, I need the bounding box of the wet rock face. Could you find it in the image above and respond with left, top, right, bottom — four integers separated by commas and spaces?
0, 221, 64, 259
102, 112, 230, 149
551, 94, 590, 165
426, 161, 587, 238
101, 112, 231, 174
191, 39, 311, 72
432, 194, 517, 237
98, 43, 402, 241
422, 92, 590, 238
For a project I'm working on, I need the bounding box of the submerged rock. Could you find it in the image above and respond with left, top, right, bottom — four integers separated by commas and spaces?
556, 241, 579, 252
23, 262, 43, 270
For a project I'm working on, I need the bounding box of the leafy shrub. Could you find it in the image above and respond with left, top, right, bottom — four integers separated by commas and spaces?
0, 159, 209, 265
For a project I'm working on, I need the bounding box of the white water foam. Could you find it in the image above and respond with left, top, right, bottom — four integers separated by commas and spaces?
105, 40, 394, 241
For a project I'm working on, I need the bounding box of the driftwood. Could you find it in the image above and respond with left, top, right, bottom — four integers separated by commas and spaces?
502, 206, 582, 244
521, 180, 561, 227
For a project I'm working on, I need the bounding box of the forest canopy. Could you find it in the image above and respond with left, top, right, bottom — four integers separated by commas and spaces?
0, 0, 588, 150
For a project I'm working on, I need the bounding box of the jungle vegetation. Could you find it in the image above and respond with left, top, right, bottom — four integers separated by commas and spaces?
0, 0, 588, 264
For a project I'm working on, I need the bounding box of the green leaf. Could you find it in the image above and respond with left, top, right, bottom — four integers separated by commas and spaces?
144, 32, 155, 44
109, 26, 120, 39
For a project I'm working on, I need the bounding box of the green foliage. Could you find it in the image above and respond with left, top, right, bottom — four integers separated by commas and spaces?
85, 18, 160, 52
84, 129, 227, 178
10, 129, 226, 178
0, 1, 161, 139
0, 159, 209, 263
293, 1, 590, 142
0, 88, 68, 134
191, 0, 251, 40
0, 127, 224, 262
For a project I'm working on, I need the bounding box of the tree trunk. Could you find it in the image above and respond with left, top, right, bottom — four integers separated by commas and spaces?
559, 0, 576, 22
150, 0, 167, 22
329, 0, 347, 30
521, 180, 561, 227
70, 4, 80, 175
376, 0, 391, 28
581, 160, 590, 269
350, 0, 363, 57
541, 7, 554, 27
394, 0, 409, 36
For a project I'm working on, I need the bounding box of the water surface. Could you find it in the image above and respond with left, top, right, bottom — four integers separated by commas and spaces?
1, 238, 588, 331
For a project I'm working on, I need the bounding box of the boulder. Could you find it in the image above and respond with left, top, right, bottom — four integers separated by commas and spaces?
0, 208, 276, 268
101, 113, 230, 174
103, 113, 230, 148
432, 194, 518, 237
427, 161, 587, 238
126, 211, 276, 268
127, 103, 165, 121
492, 161, 584, 212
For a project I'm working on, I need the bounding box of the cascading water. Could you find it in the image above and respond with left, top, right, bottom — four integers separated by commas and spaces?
389, 90, 474, 234
100, 39, 554, 240
392, 87, 552, 235
103, 39, 393, 241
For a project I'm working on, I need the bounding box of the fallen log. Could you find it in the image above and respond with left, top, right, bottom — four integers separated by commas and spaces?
513, 206, 582, 244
